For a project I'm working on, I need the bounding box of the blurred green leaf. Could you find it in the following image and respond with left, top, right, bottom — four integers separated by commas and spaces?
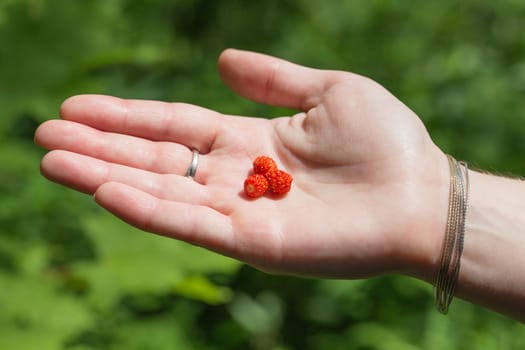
0, 259, 92, 350
173, 275, 233, 305
73, 213, 239, 308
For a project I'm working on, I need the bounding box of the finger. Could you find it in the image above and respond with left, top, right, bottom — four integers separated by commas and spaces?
35, 119, 200, 177
40, 150, 210, 205
217, 48, 348, 111
94, 182, 234, 254
59, 94, 222, 153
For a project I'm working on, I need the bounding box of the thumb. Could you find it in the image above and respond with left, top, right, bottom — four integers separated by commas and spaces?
217, 49, 346, 111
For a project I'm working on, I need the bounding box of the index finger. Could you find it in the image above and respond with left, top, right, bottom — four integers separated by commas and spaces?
60, 94, 223, 153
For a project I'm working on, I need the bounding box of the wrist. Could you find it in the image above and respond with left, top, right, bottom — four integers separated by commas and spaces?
395, 149, 451, 284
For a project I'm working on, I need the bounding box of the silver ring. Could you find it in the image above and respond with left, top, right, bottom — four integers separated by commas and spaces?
185, 149, 199, 179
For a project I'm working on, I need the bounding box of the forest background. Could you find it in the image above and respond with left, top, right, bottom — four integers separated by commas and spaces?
1, 1, 525, 349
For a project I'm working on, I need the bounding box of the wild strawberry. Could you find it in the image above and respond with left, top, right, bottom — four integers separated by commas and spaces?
265, 169, 293, 195
244, 174, 269, 198
253, 156, 277, 175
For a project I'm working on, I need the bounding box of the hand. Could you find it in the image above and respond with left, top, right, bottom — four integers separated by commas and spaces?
35, 49, 448, 280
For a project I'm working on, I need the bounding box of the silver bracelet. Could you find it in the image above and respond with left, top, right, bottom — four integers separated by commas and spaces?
434, 155, 470, 314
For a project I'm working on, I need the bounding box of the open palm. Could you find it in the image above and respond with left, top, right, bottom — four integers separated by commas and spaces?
36, 49, 448, 281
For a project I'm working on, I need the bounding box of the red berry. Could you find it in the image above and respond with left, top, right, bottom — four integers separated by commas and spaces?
265, 169, 293, 195
244, 174, 269, 198
253, 156, 277, 175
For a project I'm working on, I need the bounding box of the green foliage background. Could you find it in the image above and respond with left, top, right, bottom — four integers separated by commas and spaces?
1, 0, 525, 349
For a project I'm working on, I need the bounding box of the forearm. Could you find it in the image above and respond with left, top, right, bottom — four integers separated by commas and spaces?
455, 170, 525, 322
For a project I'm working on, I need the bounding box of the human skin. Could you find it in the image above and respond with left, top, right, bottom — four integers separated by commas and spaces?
34, 49, 525, 322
